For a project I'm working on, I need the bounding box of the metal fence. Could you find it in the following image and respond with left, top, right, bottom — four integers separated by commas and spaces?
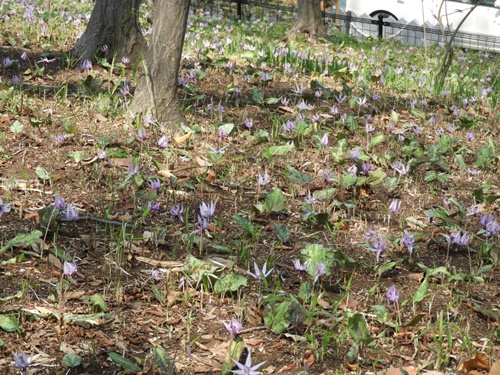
201, 0, 500, 53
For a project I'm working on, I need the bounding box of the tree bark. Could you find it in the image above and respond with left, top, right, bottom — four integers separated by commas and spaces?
71, 0, 147, 64
130, 0, 190, 127
285, 0, 329, 40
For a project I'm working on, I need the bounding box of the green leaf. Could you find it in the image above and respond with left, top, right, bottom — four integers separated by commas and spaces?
152, 284, 164, 303
285, 165, 310, 185
273, 222, 290, 242
264, 188, 286, 212
0, 315, 19, 332
369, 134, 386, 148
35, 166, 51, 180
107, 352, 141, 372
301, 244, 334, 278
265, 97, 280, 104
0, 230, 43, 254
219, 123, 234, 136
378, 261, 397, 275
90, 294, 108, 313
68, 151, 85, 163
251, 87, 263, 104
10, 120, 24, 133
313, 188, 336, 201
371, 305, 389, 324
348, 313, 371, 342
232, 215, 254, 236
213, 274, 247, 294
412, 277, 429, 303
391, 110, 399, 124
341, 173, 357, 188
263, 301, 292, 333
62, 353, 82, 368
0, 291, 22, 303
366, 169, 386, 185
154, 346, 174, 373
264, 145, 293, 160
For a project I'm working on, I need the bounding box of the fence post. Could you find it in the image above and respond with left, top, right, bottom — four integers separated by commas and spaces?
378, 13, 384, 38
345, 11, 351, 36
237, 0, 242, 20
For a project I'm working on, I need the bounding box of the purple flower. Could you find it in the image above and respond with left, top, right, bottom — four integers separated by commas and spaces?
151, 269, 165, 281
257, 170, 270, 186
121, 56, 130, 65
147, 201, 160, 215
100, 44, 109, 54
80, 59, 92, 72
244, 117, 254, 129
54, 134, 66, 144
170, 204, 185, 223
322, 169, 331, 182
63, 261, 77, 276
305, 190, 317, 205
386, 285, 400, 303
347, 165, 358, 175
350, 149, 361, 159
3, 57, 12, 67
0, 198, 11, 218
320, 133, 328, 146
297, 99, 312, 111
330, 105, 339, 115
13, 352, 32, 370
65, 204, 79, 221
230, 350, 266, 375
280, 97, 290, 106
465, 130, 475, 141
158, 135, 170, 148
248, 261, 273, 280
148, 178, 161, 192
38, 57, 56, 64
391, 161, 409, 176
362, 163, 372, 175
118, 84, 130, 96
223, 317, 243, 336
12, 75, 21, 84
54, 195, 66, 211
367, 233, 386, 263
293, 259, 307, 271
402, 230, 415, 255
98, 150, 107, 159
365, 123, 375, 133
128, 163, 139, 176
21, 52, 28, 61
466, 204, 480, 217
282, 120, 295, 132
388, 199, 401, 214
192, 215, 210, 234
199, 201, 216, 218
218, 127, 228, 138
137, 127, 147, 140
313, 262, 326, 284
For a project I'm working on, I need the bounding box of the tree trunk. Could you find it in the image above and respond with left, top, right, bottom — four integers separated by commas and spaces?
130, 0, 190, 127
71, 0, 147, 64
285, 0, 329, 40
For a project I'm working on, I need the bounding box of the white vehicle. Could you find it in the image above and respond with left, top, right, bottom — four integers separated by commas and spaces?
342, 0, 500, 49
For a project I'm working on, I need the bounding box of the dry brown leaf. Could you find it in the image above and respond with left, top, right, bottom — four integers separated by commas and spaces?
48, 253, 62, 270
66, 291, 86, 300
489, 360, 500, 375
173, 132, 192, 144
110, 157, 133, 167
245, 338, 265, 346
407, 272, 425, 282
376, 366, 417, 375
338, 296, 359, 309
458, 352, 490, 374
157, 169, 174, 178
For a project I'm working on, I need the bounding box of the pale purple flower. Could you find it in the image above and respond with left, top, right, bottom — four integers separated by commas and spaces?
335, 94, 346, 103
330, 105, 339, 115
121, 56, 130, 65
244, 117, 253, 129
292, 84, 305, 95
350, 149, 361, 159
388, 200, 401, 214
12, 75, 21, 84
223, 317, 243, 336
322, 169, 331, 182
347, 165, 358, 174
13, 352, 32, 370
391, 161, 409, 176
200, 201, 216, 218
356, 97, 367, 107
362, 163, 372, 175
435, 127, 445, 136
3, 57, 12, 67
54, 195, 66, 211
0, 198, 11, 217
467, 169, 481, 175
170, 204, 185, 223
386, 285, 400, 303
368, 233, 386, 263
118, 84, 130, 96
248, 261, 273, 280
296, 99, 312, 111
305, 190, 317, 205
465, 130, 475, 141
466, 204, 480, 217
98, 150, 107, 159
402, 230, 415, 255
147, 201, 160, 215
53, 134, 66, 144
63, 261, 77, 276
38, 57, 56, 64
218, 127, 228, 138
128, 163, 139, 176
365, 123, 375, 133
313, 262, 326, 284
280, 97, 290, 106
282, 120, 295, 132
320, 134, 328, 146
137, 127, 147, 140
21, 52, 28, 61
158, 135, 170, 148
257, 170, 270, 186
230, 350, 266, 375
192, 215, 210, 234
100, 44, 109, 54
209, 146, 227, 154
151, 269, 165, 281
293, 259, 307, 271
217, 104, 224, 113
80, 59, 92, 72
65, 204, 79, 221
148, 178, 161, 192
